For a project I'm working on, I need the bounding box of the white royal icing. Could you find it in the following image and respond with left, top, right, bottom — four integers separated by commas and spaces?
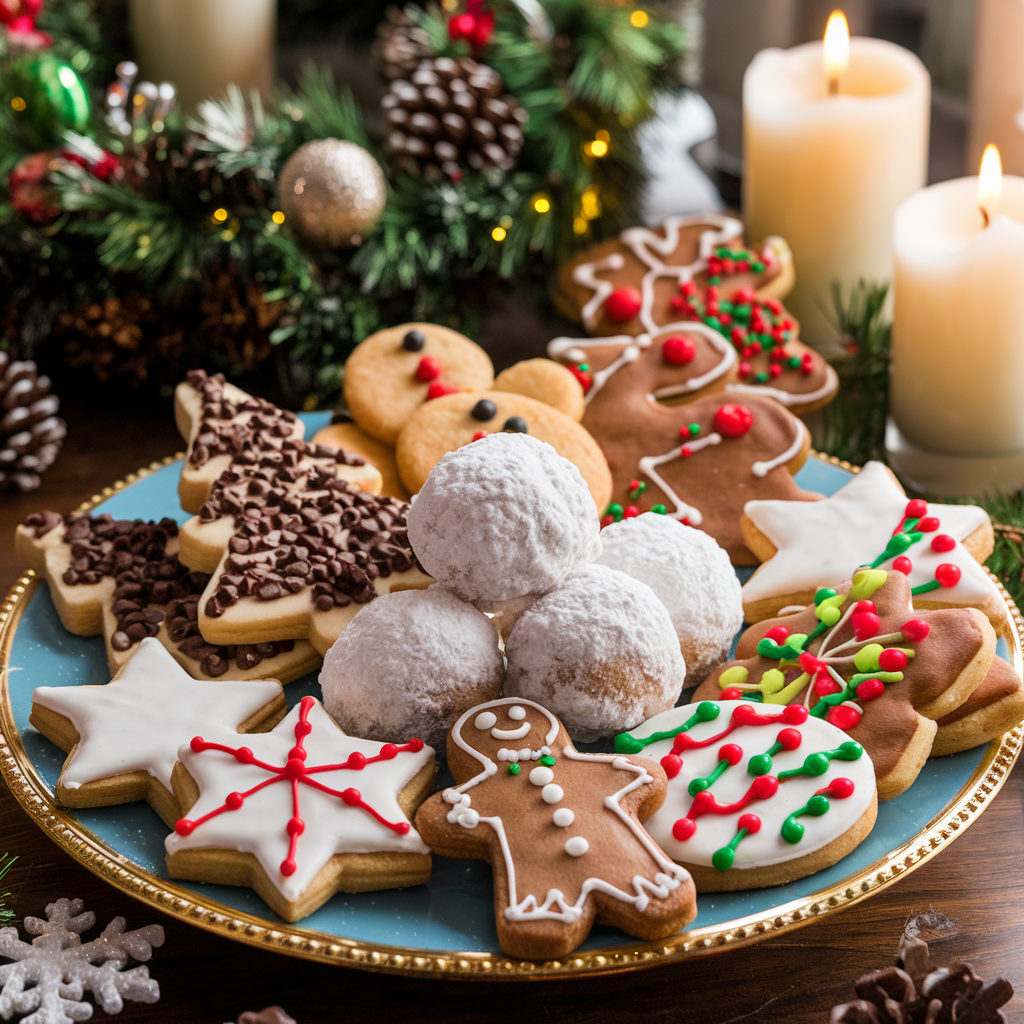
742, 460, 999, 609
32, 637, 283, 793
727, 362, 839, 409
628, 700, 875, 870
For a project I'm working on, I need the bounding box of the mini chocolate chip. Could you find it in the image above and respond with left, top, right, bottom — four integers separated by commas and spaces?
502, 416, 528, 433
471, 399, 497, 422
111, 630, 133, 651
402, 329, 426, 352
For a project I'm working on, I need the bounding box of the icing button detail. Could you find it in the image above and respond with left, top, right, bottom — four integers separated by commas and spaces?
402, 329, 426, 351
457, 809, 480, 828
508, 706, 527, 721
474, 711, 497, 730
471, 399, 497, 422
502, 416, 528, 434
507, 763, 521, 776
564, 836, 589, 857
552, 808, 575, 827
541, 784, 564, 804
529, 766, 555, 786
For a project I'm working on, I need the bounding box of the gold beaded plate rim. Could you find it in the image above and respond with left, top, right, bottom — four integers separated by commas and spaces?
0, 451, 1021, 980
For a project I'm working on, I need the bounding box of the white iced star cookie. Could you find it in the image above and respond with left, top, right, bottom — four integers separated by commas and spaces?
30, 637, 286, 827
165, 696, 436, 922
740, 461, 1002, 629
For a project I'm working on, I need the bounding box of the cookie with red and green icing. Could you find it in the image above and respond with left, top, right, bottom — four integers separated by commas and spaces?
615, 699, 878, 892
692, 569, 996, 799
587, 390, 820, 565
415, 697, 697, 960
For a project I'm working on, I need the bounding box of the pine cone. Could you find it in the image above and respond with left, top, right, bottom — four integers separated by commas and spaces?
0, 353, 66, 491
382, 57, 528, 181
374, 6, 433, 81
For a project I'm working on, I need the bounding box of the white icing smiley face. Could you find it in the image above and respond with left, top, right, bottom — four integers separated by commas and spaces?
459, 699, 562, 764
482, 704, 534, 741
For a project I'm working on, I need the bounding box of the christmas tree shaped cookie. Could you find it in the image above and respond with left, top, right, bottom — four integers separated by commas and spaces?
692, 569, 997, 799
415, 697, 696, 959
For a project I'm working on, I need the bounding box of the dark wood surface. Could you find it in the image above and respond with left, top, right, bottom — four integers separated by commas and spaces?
1, 398, 1022, 1024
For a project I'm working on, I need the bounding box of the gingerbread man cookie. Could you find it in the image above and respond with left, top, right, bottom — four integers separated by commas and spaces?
16, 512, 320, 682
693, 569, 997, 799
415, 697, 697, 959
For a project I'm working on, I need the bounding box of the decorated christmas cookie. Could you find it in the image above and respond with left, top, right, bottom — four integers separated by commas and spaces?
395, 389, 612, 510
693, 569, 997, 799
740, 461, 1003, 629
615, 700, 877, 891
585, 390, 819, 565
176, 439, 433, 657
343, 322, 495, 445
320, 587, 505, 748
491, 359, 586, 422
176, 370, 380, 514
595, 512, 742, 682
414, 697, 696, 959
932, 655, 1024, 757
15, 512, 320, 683
165, 696, 436, 922
30, 638, 286, 826
311, 417, 411, 501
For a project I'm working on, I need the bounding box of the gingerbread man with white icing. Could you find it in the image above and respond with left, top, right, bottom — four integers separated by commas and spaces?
414, 697, 697, 960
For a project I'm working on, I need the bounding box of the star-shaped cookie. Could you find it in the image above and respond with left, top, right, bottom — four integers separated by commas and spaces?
165, 696, 436, 922
30, 637, 286, 826
740, 461, 1002, 628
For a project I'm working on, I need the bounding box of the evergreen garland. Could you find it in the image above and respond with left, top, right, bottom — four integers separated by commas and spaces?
0, 853, 16, 925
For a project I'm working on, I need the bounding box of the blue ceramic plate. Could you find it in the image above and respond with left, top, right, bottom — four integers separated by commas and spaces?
1, 422, 1020, 977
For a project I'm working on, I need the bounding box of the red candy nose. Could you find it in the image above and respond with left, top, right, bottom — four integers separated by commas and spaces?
605, 287, 642, 322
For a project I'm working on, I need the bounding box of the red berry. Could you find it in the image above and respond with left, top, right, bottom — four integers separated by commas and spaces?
712, 403, 754, 438
901, 619, 930, 642
720, 686, 745, 700
751, 775, 779, 799
416, 356, 442, 382
878, 648, 908, 672
851, 611, 881, 641
905, 499, 928, 519
826, 777, 855, 799
738, 813, 762, 834
777, 727, 802, 751
672, 817, 696, 841
719, 743, 743, 765
624, 505, 640, 518
605, 286, 642, 322
893, 556, 912, 575
765, 625, 790, 643
427, 382, 461, 399
782, 704, 809, 724
828, 705, 861, 730
662, 335, 697, 365
661, 753, 683, 779
917, 516, 940, 533
856, 678, 885, 701
931, 534, 956, 553
936, 563, 961, 587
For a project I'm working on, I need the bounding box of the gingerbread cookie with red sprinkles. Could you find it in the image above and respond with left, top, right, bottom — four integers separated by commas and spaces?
165, 695, 436, 922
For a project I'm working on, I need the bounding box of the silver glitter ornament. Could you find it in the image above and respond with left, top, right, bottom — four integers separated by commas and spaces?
277, 139, 387, 247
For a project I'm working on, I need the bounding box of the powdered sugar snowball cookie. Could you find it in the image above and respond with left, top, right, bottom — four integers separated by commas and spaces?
319, 586, 504, 749
406, 432, 602, 611
596, 512, 742, 682
504, 563, 686, 741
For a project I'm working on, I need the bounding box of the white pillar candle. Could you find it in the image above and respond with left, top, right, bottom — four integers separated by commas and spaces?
890, 152, 1024, 456
967, 0, 1024, 177
129, 0, 275, 113
743, 29, 930, 349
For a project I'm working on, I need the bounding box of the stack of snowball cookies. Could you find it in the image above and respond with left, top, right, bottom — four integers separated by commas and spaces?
320, 431, 743, 746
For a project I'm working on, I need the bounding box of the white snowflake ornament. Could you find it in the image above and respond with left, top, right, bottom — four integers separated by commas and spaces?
0, 898, 163, 1024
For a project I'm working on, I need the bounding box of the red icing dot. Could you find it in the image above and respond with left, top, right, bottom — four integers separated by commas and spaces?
569, 366, 592, 393
174, 819, 195, 836
814, 678, 842, 696
680, 280, 697, 297
287, 816, 305, 836
905, 499, 928, 519
280, 858, 297, 877
341, 788, 362, 806
720, 687, 745, 700
408, 738, 425, 752
661, 753, 683, 779
769, 364, 783, 378
828, 705, 861, 730
662, 335, 697, 365
624, 505, 640, 518
936, 563, 961, 587
893, 556, 912, 575
719, 743, 743, 765
825, 777, 856, 799
738, 361, 751, 377
605, 286, 642, 322
777, 727, 802, 751
225, 792, 244, 810
347, 751, 367, 770
878, 648, 908, 672
601, 514, 616, 528
672, 817, 696, 842
854, 600, 876, 614
288, 745, 307, 762
851, 611, 881, 641
751, 775, 779, 799
236, 746, 254, 764
856, 678, 885, 701
629, 478, 641, 490
712, 403, 754, 438
917, 516, 940, 533
931, 534, 956, 553
427, 382, 461, 400
416, 356, 442, 382
901, 619, 930, 642
285, 757, 306, 778
380, 744, 399, 759
738, 813, 762, 834
734, 287, 756, 304
764, 298, 782, 315
765, 625, 790, 643
472, 430, 489, 441
782, 704, 809, 724
190, 736, 205, 752
731, 703, 763, 726
690, 790, 715, 814
680, 445, 693, 458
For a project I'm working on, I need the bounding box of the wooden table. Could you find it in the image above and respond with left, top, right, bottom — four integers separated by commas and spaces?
0, 395, 1021, 1024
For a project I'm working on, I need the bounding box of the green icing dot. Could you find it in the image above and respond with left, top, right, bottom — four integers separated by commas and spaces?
747, 753, 772, 777
814, 587, 838, 605
688, 777, 711, 796
614, 733, 643, 754
539, 754, 555, 767
755, 372, 769, 383
788, 356, 801, 369
688, 423, 701, 436
607, 503, 624, 517
806, 794, 830, 816
507, 763, 521, 776
712, 846, 735, 871
781, 818, 804, 844
752, 262, 765, 272
651, 504, 667, 515
838, 741, 863, 761
802, 752, 830, 776
578, 363, 589, 372
696, 701, 720, 722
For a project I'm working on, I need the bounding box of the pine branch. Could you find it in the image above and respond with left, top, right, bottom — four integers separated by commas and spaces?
0, 853, 17, 925
189, 85, 281, 182
282, 64, 373, 153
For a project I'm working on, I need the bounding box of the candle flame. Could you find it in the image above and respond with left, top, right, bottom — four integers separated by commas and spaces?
823, 11, 850, 93
977, 143, 1002, 226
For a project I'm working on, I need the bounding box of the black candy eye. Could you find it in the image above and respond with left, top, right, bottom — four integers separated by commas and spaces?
402, 329, 426, 352
471, 399, 496, 421
503, 416, 528, 433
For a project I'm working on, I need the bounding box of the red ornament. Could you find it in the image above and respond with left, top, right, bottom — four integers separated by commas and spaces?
672, 817, 696, 841
777, 727, 802, 751
856, 678, 885, 701
604, 287, 642, 322
662, 335, 697, 365
851, 611, 881, 640
901, 619, 930, 642
878, 648, 908, 672
931, 533, 956, 553
765, 625, 790, 644
905, 499, 928, 519
427, 382, 461, 399
737, 813, 762, 834
448, 0, 495, 48
935, 563, 961, 588
719, 743, 743, 766
712, 403, 754, 438
661, 753, 682, 779
62, 147, 121, 181
828, 704, 861, 730
8, 151, 60, 224
416, 356, 442, 382
917, 516, 940, 533
893, 556, 913, 575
